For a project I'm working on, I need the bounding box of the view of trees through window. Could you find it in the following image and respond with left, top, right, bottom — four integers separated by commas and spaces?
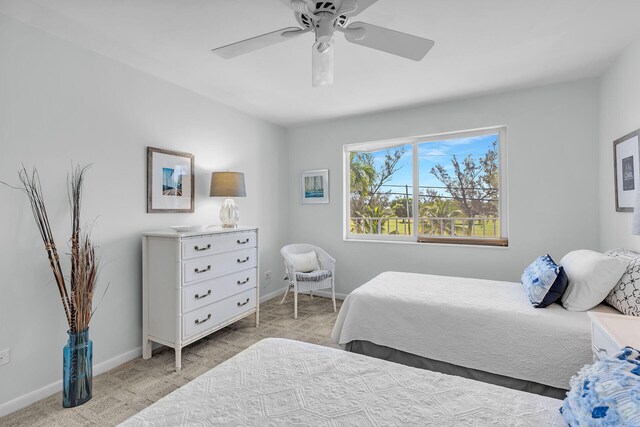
348, 132, 503, 241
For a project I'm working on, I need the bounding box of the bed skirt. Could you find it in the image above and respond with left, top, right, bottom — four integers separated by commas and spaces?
346, 340, 568, 400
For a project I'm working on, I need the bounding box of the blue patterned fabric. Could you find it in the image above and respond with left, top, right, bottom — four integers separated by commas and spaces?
521, 255, 568, 308
561, 347, 640, 426
295, 270, 332, 282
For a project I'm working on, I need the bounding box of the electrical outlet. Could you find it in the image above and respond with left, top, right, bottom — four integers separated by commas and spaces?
264, 271, 272, 281
0, 349, 9, 366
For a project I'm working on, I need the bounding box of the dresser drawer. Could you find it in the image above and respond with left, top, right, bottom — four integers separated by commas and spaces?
182, 268, 257, 313
183, 288, 257, 340
209, 231, 256, 254
181, 231, 256, 260
592, 321, 620, 361
183, 248, 257, 284
182, 235, 216, 260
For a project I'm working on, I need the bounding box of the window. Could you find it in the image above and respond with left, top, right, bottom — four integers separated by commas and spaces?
344, 127, 508, 246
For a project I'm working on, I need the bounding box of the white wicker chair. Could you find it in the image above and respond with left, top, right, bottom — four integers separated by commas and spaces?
280, 244, 336, 319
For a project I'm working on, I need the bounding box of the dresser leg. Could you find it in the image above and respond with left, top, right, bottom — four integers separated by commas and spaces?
255, 310, 259, 327
142, 339, 152, 360
175, 348, 182, 371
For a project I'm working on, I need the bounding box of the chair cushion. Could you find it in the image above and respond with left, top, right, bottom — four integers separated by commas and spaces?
288, 251, 320, 273
295, 270, 332, 282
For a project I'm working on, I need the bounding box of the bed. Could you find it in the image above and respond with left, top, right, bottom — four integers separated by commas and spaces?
331, 271, 619, 398
121, 338, 565, 426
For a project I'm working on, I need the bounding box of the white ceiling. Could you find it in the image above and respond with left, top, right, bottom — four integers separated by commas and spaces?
2, 0, 640, 127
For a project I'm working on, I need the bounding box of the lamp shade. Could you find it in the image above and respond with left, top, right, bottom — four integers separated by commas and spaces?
210, 172, 246, 198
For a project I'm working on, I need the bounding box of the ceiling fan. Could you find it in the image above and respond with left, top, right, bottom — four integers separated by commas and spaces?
211, 0, 435, 87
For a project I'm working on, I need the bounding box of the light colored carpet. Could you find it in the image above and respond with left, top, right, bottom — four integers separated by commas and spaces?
1, 295, 342, 427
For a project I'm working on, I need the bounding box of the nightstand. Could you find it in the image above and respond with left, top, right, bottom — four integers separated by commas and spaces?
588, 311, 640, 362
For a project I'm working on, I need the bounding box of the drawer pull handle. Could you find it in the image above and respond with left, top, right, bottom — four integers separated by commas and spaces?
237, 277, 250, 285
194, 265, 212, 274
237, 238, 250, 245
594, 345, 608, 354
195, 314, 212, 325
194, 290, 212, 300
237, 257, 250, 264
194, 244, 211, 252
237, 298, 250, 307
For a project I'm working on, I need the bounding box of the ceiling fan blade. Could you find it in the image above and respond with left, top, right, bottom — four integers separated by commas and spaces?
212, 27, 305, 59
344, 22, 434, 61
312, 40, 334, 87
278, 0, 315, 14
342, 0, 378, 17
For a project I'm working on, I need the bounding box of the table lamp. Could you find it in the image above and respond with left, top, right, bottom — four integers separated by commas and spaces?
210, 172, 246, 228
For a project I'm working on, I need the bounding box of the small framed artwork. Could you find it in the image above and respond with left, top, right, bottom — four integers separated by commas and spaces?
614, 129, 640, 212
301, 169, 329, 204
147, 147, 194, 213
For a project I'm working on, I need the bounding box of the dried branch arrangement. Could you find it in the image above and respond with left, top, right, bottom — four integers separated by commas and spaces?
7, 165, 99, 333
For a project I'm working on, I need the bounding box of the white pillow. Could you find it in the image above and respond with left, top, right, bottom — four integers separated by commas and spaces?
560, 250, 628, 311
287, 251, 320, 273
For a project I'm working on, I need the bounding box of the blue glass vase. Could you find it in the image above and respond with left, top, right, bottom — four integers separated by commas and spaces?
63, 328, 93, 408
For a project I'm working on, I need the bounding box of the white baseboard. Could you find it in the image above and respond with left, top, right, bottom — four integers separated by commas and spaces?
0, 346, 142, 418
259, 287, 287, 303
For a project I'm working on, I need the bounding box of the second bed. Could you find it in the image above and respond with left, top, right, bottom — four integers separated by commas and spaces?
331, 271, 618, 397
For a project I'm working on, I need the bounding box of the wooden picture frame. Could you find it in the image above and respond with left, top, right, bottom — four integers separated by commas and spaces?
614, 129, 640, 212
301, 169, 329, 204
147, 147, 195, 213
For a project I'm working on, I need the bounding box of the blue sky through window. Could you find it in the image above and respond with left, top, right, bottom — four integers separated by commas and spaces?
370, 134, 498, 197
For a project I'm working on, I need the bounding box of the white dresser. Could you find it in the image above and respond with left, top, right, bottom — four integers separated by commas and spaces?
142, 226, 259, 370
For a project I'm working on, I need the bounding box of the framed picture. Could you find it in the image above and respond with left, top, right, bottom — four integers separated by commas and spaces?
614, 129, 640, 212
301, 169, 329, 204
147, 147, 194, 213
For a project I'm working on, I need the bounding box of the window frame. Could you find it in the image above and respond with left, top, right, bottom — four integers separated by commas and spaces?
343, 126, 509, 246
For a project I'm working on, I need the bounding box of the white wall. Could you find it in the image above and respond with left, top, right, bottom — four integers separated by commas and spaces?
286, 80, 601, 294
599, 37, 640, 252
0, 14, 288, 408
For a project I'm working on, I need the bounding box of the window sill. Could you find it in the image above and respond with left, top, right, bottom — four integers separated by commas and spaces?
344, 236, 509, 248
417, 237, 509, 247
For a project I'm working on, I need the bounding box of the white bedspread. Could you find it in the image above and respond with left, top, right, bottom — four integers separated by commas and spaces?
122, 338, 565, 426
331, 271, 618, 390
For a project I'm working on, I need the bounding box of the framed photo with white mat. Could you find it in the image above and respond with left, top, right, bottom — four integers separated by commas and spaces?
147, 147, 194, 213
301, 169, 329, 204
614, 129, 640, 212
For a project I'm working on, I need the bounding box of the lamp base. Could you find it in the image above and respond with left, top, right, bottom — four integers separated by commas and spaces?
220, 198, 239, 228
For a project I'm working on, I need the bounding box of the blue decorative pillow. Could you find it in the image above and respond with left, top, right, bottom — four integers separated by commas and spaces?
521, 255, 568, 308
561, 347, 640, 426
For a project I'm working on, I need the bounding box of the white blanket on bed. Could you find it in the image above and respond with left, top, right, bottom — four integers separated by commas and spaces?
331, 271, 617, 390
122, 338, 564, 426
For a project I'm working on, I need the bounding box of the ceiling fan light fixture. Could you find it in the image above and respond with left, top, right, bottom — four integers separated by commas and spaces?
312, 39, 334, 87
